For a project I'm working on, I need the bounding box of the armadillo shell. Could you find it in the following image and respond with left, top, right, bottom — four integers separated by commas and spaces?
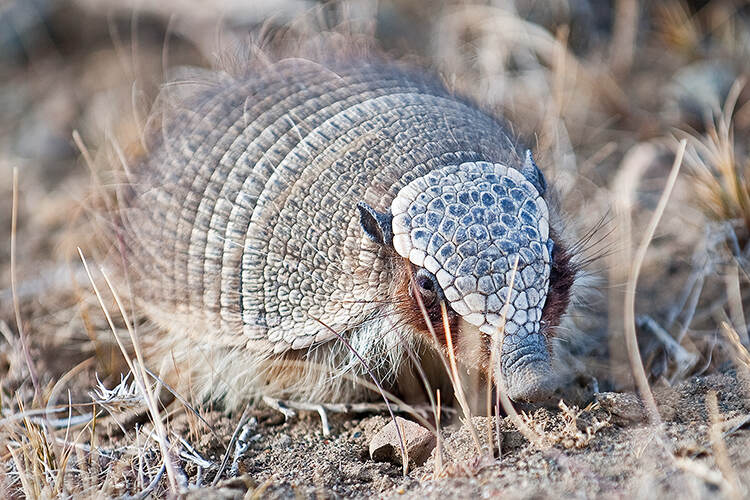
121, 58, 525, 355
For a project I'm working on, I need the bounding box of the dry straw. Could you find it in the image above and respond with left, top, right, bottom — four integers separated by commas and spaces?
623, 139, 687, 426
78, 249, 180, 493
682, 80, 750, 234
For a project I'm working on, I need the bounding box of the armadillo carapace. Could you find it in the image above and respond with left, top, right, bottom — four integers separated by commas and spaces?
119, 57, 576, 409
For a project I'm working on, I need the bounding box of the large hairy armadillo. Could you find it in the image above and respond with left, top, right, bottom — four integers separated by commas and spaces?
117, 56, 576, 409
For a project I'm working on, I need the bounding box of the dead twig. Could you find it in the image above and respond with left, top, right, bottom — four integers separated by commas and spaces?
610, 0, 639, 75
78, 249, 180, 493
10, 168, 41, 401
707, 390, 743, 500
624, 140, 686, 425
636, 315, 699, 381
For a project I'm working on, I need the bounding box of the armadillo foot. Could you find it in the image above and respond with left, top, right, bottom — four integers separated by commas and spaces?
262, 396, 332, 435
260, 397, 448, 435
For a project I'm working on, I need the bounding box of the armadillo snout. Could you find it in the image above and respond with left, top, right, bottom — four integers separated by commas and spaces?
499, 332, 555, 402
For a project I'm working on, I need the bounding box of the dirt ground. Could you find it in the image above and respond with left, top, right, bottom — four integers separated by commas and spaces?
3, 0, 750, 498
171, 373, 750, 499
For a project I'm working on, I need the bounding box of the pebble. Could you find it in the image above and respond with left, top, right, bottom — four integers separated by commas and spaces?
595, 392, 647, 424
369, 417, 436, 469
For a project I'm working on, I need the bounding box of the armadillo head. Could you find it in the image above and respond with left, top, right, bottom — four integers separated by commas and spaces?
358, 151, 570, 402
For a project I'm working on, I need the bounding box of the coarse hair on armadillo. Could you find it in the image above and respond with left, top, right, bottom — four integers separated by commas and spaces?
137, 301, 423, 406
106, 35, 591, 410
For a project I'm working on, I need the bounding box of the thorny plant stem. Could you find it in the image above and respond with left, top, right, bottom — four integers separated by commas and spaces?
10, 168, 41, 401
623, 139, 686, 426
78, 249, 180, 492
100, 266, 182, 491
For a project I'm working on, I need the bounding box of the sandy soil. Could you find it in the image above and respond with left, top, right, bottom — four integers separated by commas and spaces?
128, 373, 750, 498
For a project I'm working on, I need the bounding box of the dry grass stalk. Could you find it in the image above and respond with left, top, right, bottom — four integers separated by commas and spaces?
674, 456, 725, 487
101, 267, 186, 488
77, 249, 180, 493
10, 168, 40, 401
725, 265, 749, 346
623, 139, 687, 426
609, 143, 660, 389
682, 80, 750, 233
537, 24, 570, 164
13, 398, 54, 497
399, 267, 449, 453
398, 418, 409, 471
6, 393, 97, 497
441, 303, 482, 456
433, 389, 443, 479
409, 264, 478, 468
654, 0, 701, 53
484, 340, 494, 459
610, 0, 639, 75
8, 444, 38, 498
720, 322, 750, 374
706, 390, 743, 500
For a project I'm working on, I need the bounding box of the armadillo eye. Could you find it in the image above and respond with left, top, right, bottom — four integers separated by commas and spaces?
418, 275, 434, 291
412, 268, 444, 308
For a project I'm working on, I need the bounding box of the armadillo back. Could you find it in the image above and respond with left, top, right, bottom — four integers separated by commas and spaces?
121, 58, 524, 359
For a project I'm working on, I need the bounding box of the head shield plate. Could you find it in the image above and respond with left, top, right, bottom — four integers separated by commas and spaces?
391, 161, 551, 338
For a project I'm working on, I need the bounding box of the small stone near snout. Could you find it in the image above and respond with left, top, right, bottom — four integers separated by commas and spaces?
369, 417, 436, 469
595, 392, 647, 425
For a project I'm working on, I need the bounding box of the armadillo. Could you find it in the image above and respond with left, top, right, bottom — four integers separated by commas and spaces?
117, 56, 576, 409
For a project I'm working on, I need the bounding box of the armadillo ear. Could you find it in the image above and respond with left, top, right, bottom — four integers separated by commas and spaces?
521, 150, 547, 196
357, 202, 394, 246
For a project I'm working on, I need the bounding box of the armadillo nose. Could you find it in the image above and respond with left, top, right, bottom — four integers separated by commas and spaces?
498, 332, 555, 402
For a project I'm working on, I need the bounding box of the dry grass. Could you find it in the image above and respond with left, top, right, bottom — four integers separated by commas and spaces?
682, 81, 750, 236
3, 0, 750, 498
520, 400, 610, 450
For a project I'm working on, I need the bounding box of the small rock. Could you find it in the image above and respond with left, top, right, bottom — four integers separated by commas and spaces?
500, 430, 523, 451
595, 392, 647, 425
276, 433, 292, 448
369, 417, 436, 469
183, 474, 256, 500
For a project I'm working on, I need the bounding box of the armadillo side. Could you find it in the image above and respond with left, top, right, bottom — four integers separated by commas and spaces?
117, 57, 576, 408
